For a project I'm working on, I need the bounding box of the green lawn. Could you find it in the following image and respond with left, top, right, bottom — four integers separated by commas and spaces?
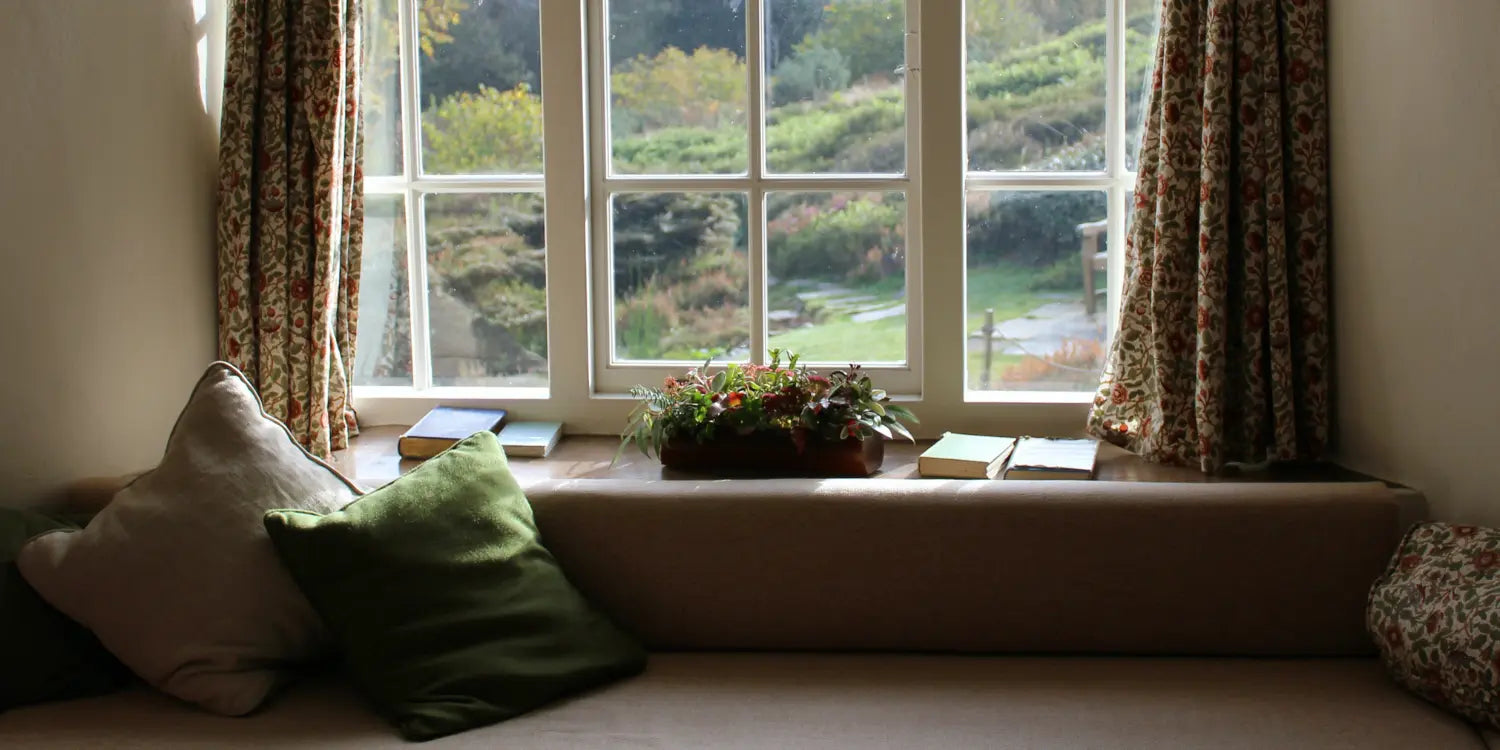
769, 310, 908, 362
965, 263, 1059, 331
766, 263, 1059, 364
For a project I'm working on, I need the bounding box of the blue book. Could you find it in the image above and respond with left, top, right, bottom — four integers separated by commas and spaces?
397, 406, 508, 460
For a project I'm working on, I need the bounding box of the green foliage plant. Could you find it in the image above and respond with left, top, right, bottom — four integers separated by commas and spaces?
619, 349, 918, 460
611, 46, 747, 133
422, 84, 543, 174
770, 45, 851, 106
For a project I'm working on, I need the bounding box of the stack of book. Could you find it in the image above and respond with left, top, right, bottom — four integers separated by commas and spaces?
918, 433, 1098, 480
398, 406, 563, 460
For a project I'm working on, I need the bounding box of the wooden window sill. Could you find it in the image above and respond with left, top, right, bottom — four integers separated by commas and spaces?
333, 425, 1388, 489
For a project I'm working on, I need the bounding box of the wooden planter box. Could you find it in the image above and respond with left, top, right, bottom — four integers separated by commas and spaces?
658, 432, 885, 477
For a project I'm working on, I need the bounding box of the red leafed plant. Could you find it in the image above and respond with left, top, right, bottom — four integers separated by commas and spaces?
619, 349, 918, 460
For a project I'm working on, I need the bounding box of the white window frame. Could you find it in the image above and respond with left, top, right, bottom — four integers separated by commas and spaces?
354, 0, 1140, 438
586, 0, 923, 395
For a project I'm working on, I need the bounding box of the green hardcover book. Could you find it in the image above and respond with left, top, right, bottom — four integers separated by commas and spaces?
918, 433, 1018, 479
397, 406, 509, 460
496, 421, 564, 458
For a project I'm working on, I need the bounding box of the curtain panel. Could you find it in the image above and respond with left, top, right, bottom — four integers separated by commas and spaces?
1089, 0, 1330, 472
216, 0, 364, 457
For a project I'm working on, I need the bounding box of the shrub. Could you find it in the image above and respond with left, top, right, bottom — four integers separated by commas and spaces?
611, 192, 742, 296
613, 126, 745, 175
422, 84, 543, 174
766, 90, 905, 173
966, 0, 1047, 61
423, 194, 549, 371
966, 189, 1105, 268
768, 194, 904, 284
614, 263, 750, 361
616, 292, 678, 360
1028, 256, 1084, 292
611, 46, 747, 135
771, 45, 851, 106
997, 337, 1105, 389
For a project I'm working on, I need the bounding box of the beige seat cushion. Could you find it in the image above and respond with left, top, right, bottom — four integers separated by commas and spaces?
0, 654, 1481, 749
523, 478, 1403, 655
16, 363, 361, 716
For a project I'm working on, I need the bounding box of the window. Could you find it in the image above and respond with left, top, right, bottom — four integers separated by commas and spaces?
194, 0, 225, 121
354, 1, 1158, 433
963, 0, 1157, 394
591, 0, 920, 393
357, 0, 549, 392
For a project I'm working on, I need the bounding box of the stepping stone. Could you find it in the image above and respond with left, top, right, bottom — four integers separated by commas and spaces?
850, 304, 906, 323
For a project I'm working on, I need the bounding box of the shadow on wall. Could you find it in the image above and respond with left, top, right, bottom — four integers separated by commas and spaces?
0, 0, 221, 503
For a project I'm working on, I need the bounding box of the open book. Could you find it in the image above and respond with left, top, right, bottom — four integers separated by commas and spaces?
1001, 437, 1099, 480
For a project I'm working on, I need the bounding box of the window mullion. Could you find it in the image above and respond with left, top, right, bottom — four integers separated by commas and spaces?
919, 0, 965, 408
1106, 0, 1129, 341
746, 0, 767, 365
903, 0, 924, 379
540, 0, 593, 400
397, 0, 432, 390
587, 0, 617, 378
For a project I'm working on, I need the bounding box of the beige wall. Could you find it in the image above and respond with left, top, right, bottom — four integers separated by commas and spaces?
1330, 0, 1500, 523
0, 1, 218, 503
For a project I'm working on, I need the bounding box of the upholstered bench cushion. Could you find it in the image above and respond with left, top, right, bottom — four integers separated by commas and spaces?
523, 479, 1403, 655
0, 654, 1480, 749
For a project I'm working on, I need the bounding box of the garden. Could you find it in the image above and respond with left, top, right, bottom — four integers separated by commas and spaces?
359, 0, 1158, 391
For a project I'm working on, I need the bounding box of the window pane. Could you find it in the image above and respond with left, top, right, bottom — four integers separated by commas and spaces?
766, 191, 906, 363
425, 193, 548, 386
608, 0, 747, 175
966, 0, 1107, 172
363, 0, 402, 176
966, 191, 1107, 391
765, 0, 906, 175
353, 196, 411, 386
419, 0, 543, 175
1126, 0, 1162, 170
612, 192, 749, 361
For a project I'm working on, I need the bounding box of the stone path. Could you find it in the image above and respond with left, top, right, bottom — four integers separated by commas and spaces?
771, 282, 1106, 357
971, 299, 1106, 356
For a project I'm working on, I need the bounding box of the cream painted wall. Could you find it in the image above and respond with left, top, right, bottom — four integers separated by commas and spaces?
0, 1, 218, 503
1330, 0, 1500, 523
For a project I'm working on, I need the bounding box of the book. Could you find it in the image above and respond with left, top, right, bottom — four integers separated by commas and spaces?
397, 406, 508, 460
918, 433, 1018, 479
1001, 437, 1099, 480
497, 421, 563, 458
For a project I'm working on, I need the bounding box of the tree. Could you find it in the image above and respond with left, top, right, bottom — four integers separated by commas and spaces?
418, 0, 542, 105
366, 0, 471, 101
766, 0, 826, 68
796, 0, 905, 83
607, 0, 746, 66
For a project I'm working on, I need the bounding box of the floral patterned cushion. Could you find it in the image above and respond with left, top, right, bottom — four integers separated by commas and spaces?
1368, 522, 1500, 727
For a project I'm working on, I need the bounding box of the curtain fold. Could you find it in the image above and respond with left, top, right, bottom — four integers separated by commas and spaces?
217, 0, 364, 457
1088, 0, 1330, 471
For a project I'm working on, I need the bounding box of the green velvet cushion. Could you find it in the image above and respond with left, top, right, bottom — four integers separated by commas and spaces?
263, 431, 646, 741
1, 509, 128, 711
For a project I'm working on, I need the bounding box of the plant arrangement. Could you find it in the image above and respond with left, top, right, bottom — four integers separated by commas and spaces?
619, 349, 918, 460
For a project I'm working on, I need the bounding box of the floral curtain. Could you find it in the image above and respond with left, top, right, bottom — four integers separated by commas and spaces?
1088, 0, 1329, 471
216, 0, 364, 457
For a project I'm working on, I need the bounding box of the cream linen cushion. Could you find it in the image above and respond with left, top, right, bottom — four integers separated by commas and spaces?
17, 362, 361, 716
